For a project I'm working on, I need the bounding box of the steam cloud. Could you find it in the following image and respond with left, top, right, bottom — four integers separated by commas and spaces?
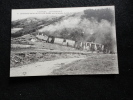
38, 11, 116, 44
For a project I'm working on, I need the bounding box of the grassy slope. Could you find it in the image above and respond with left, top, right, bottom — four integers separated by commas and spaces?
52, 54, 118, 75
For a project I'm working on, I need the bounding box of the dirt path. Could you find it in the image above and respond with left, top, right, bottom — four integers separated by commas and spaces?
10, 57, 86, 77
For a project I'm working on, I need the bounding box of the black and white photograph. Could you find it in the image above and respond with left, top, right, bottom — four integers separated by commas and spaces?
10, 6, 118, 77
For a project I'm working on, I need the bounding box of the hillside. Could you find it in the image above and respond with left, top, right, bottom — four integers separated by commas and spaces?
11, 8, 116, 52
11, 16, 64, 37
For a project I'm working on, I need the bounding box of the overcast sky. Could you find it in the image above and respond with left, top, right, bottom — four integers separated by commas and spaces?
12, 6, 114, 21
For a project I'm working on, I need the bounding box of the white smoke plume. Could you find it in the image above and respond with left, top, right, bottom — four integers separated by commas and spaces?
38, 12, 116, 44
38, 15, 81, 33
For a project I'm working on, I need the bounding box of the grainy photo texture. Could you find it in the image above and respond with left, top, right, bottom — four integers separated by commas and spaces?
10, 6, 118, 77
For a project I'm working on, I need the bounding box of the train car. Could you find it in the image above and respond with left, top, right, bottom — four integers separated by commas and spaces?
66, 39, 75, 47
54, 37, 64, 44
54, 38, 75, 47
36, 33, 48, 41
84, 42, 91, 51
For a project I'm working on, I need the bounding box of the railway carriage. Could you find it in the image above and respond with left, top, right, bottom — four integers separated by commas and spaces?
36, 32, 105, 53
36, 33, 48, 41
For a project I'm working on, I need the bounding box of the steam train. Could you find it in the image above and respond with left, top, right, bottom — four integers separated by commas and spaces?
36, 33, 105, 53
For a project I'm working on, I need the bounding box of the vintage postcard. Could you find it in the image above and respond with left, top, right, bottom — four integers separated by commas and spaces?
10, 6, 118, 77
